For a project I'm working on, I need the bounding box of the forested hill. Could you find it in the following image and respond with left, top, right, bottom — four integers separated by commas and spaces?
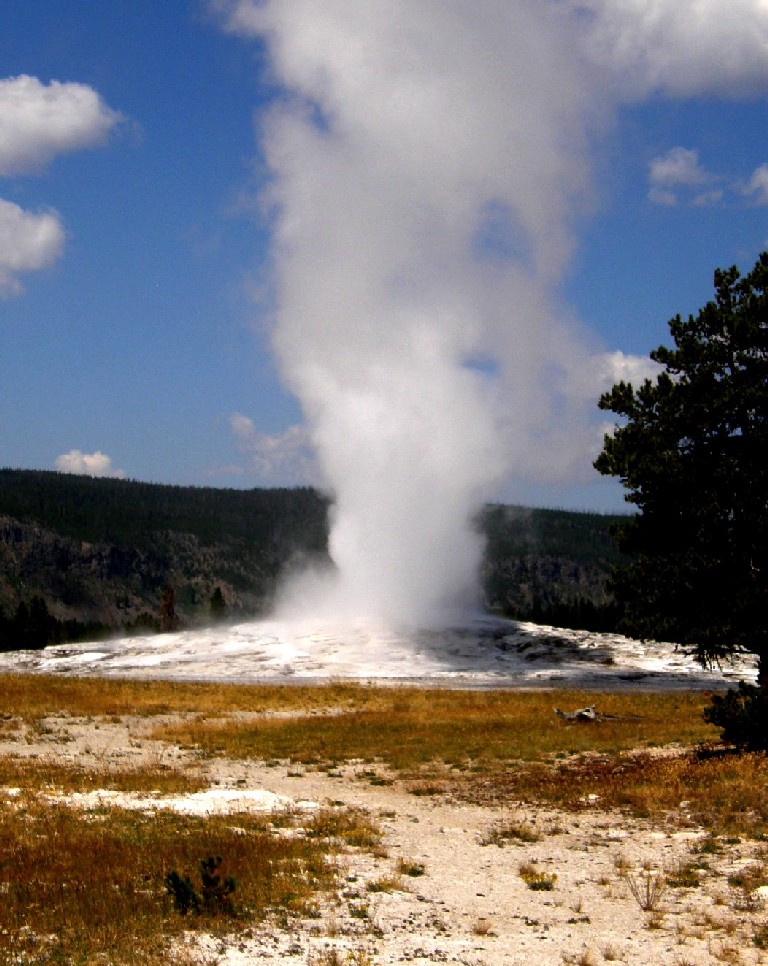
0, 469, 329, 641
478, 503, 627, 628
0, 469, 627, 647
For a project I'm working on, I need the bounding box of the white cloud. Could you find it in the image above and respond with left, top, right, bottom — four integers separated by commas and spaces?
647, 148, 768, 208
54, 450, 126, 479
570, 0, 768, 98
0, 198, 64, 297
649, 147, 708, 188
0, 75, 122, 296
594, 350, 662, 389
0, 75, 122, 176
647, 186, 678, 207
647, 147, 718, 206
743, 163, 768, 205
229, 414, 318, 484
692, 188, 724, 207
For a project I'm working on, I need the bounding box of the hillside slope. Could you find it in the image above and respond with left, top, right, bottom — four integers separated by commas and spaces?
0, 469, 627, 644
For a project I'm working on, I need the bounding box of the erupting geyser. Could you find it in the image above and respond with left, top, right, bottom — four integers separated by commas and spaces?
215, 0, 768, 630
232, 1, 602, 628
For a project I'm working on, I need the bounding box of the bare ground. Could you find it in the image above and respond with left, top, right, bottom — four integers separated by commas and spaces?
3, 712, 768, 966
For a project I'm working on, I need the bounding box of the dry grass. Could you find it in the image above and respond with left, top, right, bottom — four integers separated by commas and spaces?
396, 857, 426, 877
134, 681, 768, 838
0, 673, 382, 721
519, 861, 557, 891
444, 746, 768, 838
6, 675, 766, 838
0, 674, 394, 965
0, 755, 205, 796
0, 799, 370, 965
149, 687, 714, 769
480, 818, 541, 846
4, 672, 768, 964
622, 868, 667, 911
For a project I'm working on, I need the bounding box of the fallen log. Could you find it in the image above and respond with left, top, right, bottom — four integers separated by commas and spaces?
554, 705, 597, 722
554, 706, 641, 723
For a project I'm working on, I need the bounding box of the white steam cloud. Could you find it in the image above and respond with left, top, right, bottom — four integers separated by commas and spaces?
744, 164, 768, 205
570, 0, 768, 98
216, 0, 768, 627
54, 450, 126, 479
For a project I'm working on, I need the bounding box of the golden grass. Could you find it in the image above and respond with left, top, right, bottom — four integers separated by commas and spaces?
447, 747, 768, 837
8, 673, 768, 963
149, 688, 716, 769
0, 799, 377, 965
3, 670, 767, 958
136, 683, 768, 838
0, 673, 381, 721
0, 756, 205, 796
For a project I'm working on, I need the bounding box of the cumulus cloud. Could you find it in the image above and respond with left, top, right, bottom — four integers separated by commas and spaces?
0, 75, 123, 296
54, 450, 126, 479
647, 147, 719, 206
743, 163, 768, 205
649, 147, 708, 188
647, 147, 768, 208
0, 198, 64, 297
0, 75, 122, 176
594, 350, 663, 389
229, 414, 318, 484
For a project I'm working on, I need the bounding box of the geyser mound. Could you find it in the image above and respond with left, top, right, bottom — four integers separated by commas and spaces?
0, 615, 757, 691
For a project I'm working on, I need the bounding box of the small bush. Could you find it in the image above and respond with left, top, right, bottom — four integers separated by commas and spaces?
396, 858, 426, 877
704, 682, 768, 751
165, 870, 201, 915
366, 875, 402, 893
165, 855, 237, 917
623, 870, 666, 911
667, 861, 701, 889
481, 820, 540, 847
519, 862, 557, 891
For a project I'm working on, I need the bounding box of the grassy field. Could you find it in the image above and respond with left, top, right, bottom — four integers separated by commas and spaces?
1, 674, 767, 964
150, 687, 717, 766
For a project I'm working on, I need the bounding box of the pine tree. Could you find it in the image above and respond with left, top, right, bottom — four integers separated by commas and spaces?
209, 586, 227, 622
159, 584, 180, 632
595, 253, 768, 746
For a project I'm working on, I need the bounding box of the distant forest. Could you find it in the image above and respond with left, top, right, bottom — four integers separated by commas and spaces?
0, 469, 628, 650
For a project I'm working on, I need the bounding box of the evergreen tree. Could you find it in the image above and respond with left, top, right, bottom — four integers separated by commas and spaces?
595, 253, 768, 745
160, 584, 180, 632
27, 596, 56, 648
209, 586, 227, 622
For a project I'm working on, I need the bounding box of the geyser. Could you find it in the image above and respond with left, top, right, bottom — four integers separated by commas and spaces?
234, 1, 599, 628
217, 0, 768, 629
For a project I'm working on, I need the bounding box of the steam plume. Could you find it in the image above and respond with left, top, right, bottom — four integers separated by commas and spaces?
216, 0, 768, 627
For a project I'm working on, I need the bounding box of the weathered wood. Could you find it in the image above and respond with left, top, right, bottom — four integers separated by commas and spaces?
554, 705, 597, 721
554, 705, 642, 723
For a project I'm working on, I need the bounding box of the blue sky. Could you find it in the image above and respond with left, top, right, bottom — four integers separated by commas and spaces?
2, 1, 767, 514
